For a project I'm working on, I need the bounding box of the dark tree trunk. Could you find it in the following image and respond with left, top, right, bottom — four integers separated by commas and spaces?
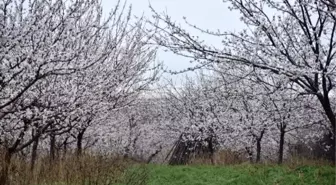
147, 147, 162, 164
49, 132, 56, 162
30, 137, 39, 171
245, 147, 253, 163
317, 94, 336, 135
208, 137, 215, 165
76, 129, 86, 157
63, 137, 68, 158
0, 149, 13, 185
278, 129, 285, 164
256, 140, 262, 163
256, 129, 265, 163
168, 135, 192, 165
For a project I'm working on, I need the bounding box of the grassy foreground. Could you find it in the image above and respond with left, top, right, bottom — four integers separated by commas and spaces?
4, 154, 335, 185
124, 164, 335, 185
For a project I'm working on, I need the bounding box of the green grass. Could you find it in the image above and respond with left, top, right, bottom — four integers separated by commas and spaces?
137, 164, 335, 185
32, 164, 336, 185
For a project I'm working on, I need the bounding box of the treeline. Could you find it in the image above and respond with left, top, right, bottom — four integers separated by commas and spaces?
0, 0, 335, 185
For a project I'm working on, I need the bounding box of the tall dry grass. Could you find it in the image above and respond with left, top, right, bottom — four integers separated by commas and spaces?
188, 149, 335, 166
284, 155, 335, 168
1, 149, 334, 185
2, 152, 148, 185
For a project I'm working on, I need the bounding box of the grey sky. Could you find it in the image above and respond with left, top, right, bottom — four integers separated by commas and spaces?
101, 0, 245, 75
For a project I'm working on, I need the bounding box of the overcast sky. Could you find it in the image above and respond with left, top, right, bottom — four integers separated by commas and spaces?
101, 0, 245, 76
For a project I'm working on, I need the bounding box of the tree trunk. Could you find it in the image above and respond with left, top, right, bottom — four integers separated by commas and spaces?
146, 147, 162, 164
49, 132, 56, 163
63, 137, 68, 159
0, 149, 13, 185
278, 129, 285, 164
30, 137, 39, 171
208, 137, 215, 165
317, 94, 336, 135
256, 139, 262, 163
245, 147, 253, 163
76, 129, 85, 157
256, 129, 265, 163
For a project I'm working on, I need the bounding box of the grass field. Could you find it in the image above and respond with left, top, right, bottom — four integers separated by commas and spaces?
124, 164, 335, 185
4, 155, 335, 185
